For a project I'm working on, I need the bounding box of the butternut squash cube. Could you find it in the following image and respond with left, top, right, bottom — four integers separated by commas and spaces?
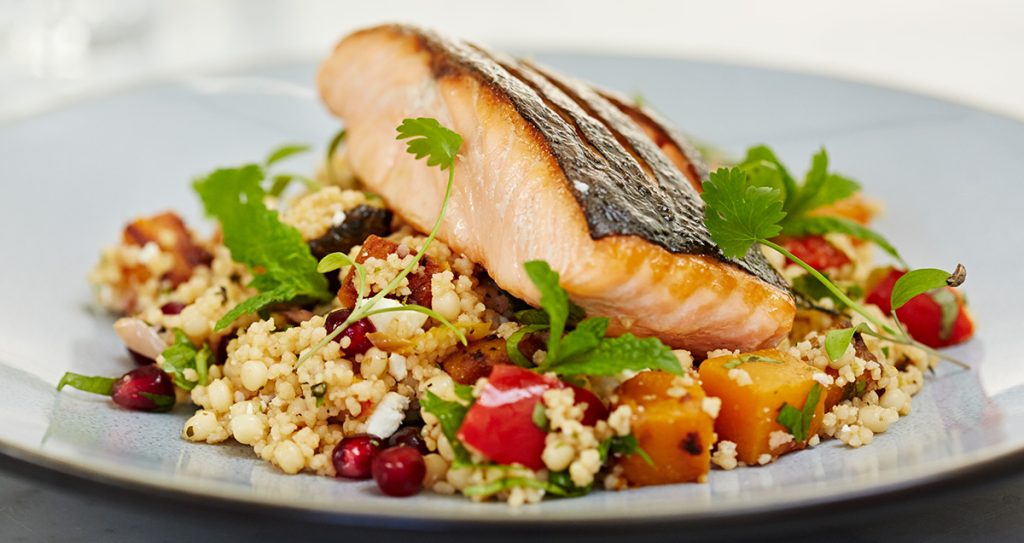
698, 349, 825, 465
613, 370, 715, 486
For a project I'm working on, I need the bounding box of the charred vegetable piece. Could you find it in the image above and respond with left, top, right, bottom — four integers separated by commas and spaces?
308, 204, 393, 261
337, 235, 440, 308
442, 337, 544, 386
122, 211, 211, 286
698, 349, 825, 464
866, 267, 975, 348
613, 370, 714, 486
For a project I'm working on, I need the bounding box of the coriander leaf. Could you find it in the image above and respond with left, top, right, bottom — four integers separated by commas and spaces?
776, 383, 823, 443
506, 324, 548, 367
701, 167, 786, 259
56, 372, 115, 396
546, 333, 682, 377
557, 318, 608, 362
265, 143, 311, 167
782, 215, 904, 265
160, 329, 210, 391
824, 327, 856, 362
396, 118, 462, 170
193, 165, 330, 330
891, 268, 954, 311
740, 145, 799, 206
421, 390, 472, 464
523, 260, 570, 361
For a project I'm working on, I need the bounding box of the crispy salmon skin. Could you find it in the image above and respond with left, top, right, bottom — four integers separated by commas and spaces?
317, 24, 794, 353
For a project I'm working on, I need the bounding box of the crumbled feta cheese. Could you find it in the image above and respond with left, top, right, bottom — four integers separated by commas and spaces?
757, 453, 774, 465
727, 368, 753, 386
701, 397, 722, 419
331, 210, 347, 225
388, 353, 408, 381
363, 298, 429, 335
365, 392, 410, 438
711, 441, 738, 470
768, 430, 794, 451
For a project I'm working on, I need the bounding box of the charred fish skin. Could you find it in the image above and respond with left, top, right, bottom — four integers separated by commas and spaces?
396, 26, 786, 292
318, 24, 796, 352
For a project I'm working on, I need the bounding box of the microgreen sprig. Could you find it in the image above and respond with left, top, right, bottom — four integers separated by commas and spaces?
297, 118, 467, 365
701, 166, 968, 368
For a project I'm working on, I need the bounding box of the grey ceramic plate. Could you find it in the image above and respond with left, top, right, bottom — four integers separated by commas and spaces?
0, 55, 1021, 529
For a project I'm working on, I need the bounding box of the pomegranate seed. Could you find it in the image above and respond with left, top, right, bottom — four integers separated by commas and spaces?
326, 309, 376, 355
160, 301, 186, 315
372, 445, 425, 497
111, 365, 175, 412
387, 426, 429, 455
126, 348, 156, 366
332, 434, 382, 479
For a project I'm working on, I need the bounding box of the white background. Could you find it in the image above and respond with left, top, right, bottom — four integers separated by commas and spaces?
1, 0, 1022, 121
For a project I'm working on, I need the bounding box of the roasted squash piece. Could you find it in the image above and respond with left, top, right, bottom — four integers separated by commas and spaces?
614, 370, 716, 486
122, 211, 211, 286
337, 235, 441, 308
698, 349, 825, 464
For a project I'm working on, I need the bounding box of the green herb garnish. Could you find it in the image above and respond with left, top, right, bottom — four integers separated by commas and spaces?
159, 329, 211, 390
311, 382, 327, 407
420, 386, 473, 465
56, 373, 116, 396
598, 434, 654, 466
300, 118, 467, 365
509, 261, 682, 377
701, 165, 968, 368
776, 383, 823, 443
531, 401, 549, 431
824, 326, 858, 363
722, 353, 785, 369
194, 165, 332, 331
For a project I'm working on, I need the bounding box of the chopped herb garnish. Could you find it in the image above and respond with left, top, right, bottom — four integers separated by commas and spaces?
312, 382, 327, 407
776, 383, 823, 443
598, 434, 654, 466
56, 372, 116, 396
824, 327, 858, 363
505, 324, 547, 367
193, 165, 332, 331
531, 401, 549, 431
159, 329, 211, 390
723, 353, 785, 369
420, 388, 473, 464
139, 392, 176, 411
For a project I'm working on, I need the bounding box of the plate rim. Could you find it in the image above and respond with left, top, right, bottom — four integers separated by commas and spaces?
2, 52, 1022, 527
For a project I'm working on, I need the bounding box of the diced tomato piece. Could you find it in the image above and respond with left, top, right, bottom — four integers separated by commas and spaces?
456, 366, 609, 469
866, 268, 974, 347
781, 235, 851, 272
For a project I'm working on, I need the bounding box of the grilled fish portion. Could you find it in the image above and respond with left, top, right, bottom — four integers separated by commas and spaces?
317, 25, 794, 353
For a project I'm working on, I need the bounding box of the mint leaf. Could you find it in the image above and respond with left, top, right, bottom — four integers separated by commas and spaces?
160, 329, 210, 391
193, 165, 331, 330
701, 167, 786, 259
421, 390, 472, 464
396, 118, 462, 170
523, 260, 570, 361
776, 383, 823, 443
787, 149, 860, 216
56, 372, 115, 396
546, 333, 682, 377
824, 327, 856, 362
558, 318, 608, 361
891, 268, 954, 311
505, 324, 547, 367
782, 215, 903, 265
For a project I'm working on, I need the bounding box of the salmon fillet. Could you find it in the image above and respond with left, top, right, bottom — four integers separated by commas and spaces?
317, 25, 794, 354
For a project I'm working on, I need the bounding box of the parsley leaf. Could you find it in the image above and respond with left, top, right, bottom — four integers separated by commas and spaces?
891, 268, 955, 311
56, 372, 116, 396
396, 118, 462, 170
523, 260, 570, 360
193, 165, 331, 330
701, 167, 786, 259
740, 145, 799, 204
776, 383, 823, 443
159, 329, 210, 390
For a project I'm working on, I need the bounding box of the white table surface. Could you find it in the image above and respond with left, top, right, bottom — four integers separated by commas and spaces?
1, 1, 1022, 540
